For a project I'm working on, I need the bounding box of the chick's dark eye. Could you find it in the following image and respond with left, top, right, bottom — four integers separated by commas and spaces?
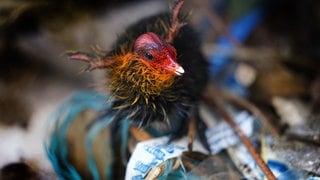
145, 52, 154, 60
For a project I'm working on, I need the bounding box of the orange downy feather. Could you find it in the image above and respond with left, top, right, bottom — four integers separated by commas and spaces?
107, 53, 176, 98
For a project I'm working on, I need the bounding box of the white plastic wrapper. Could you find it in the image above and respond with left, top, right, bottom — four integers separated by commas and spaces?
125, 111, 254, 179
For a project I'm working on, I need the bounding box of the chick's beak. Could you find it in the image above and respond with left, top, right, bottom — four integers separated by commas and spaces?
165, 55, 184, 76
175, 66, 185, 76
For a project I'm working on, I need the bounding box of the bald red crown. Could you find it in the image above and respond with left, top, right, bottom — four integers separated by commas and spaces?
134, 32, 163, 51
133, 32, 184, 76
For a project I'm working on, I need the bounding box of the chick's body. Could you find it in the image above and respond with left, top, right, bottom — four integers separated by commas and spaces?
106, 13, 209, 135
57, 5, 210, 179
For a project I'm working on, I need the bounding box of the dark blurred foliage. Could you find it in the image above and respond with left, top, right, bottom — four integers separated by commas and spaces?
0, 0, 146, 128
0, 89, 31, 128
0, 162, 39, 180
246, 0, 320, 102
266, 0, 319, 62
0, 0, 143, 36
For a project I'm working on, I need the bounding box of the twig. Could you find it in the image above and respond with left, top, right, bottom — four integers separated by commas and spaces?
202, 92, 276, 180
129, 126, 153, 141
187, 117, 197, 151
202, 44, 291, 63
215, 89, 280, 137
285, 132, 320, 146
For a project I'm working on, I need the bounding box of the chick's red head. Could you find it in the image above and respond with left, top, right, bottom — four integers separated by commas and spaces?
134, 32, 184, 76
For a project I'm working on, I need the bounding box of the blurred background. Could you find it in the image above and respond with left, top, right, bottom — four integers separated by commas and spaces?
0, 0, 319, 178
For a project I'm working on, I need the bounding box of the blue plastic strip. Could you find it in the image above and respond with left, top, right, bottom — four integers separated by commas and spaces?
209, 7, 265, 76
120, 119, 131, 164
44, 92, 109, 180
86, 115, 113, 180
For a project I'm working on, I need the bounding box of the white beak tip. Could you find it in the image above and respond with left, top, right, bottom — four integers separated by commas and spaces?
175, 66, 185, 76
